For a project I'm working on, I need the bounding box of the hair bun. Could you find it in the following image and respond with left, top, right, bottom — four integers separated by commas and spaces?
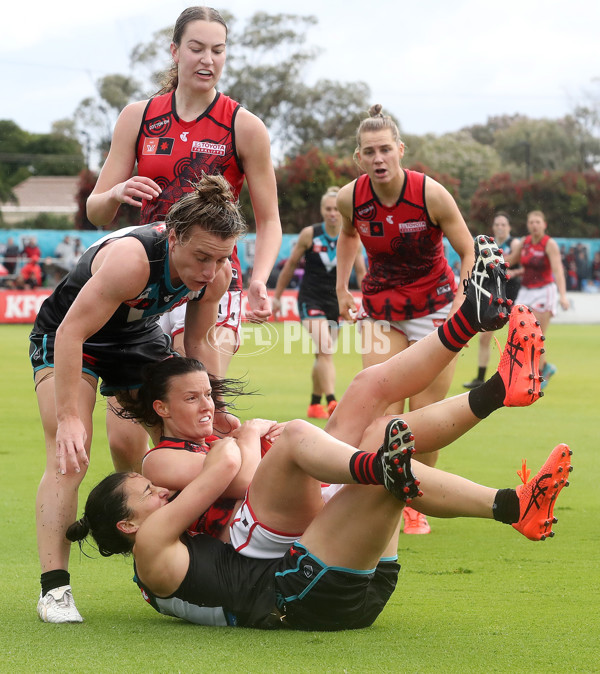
369, 103, 383, 117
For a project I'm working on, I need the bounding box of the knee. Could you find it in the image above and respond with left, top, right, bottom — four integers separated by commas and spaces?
280, 418, 313, 445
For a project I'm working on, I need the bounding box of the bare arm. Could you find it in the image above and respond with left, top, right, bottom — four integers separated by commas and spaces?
235, 109, 282, 321
228, 418, 277, 495
546, 238, 569, 310
134, 439, 242, 596
143, 433, 257, 500
183, 262, 232, 378
54, 239, 151, 474
425, 178, 475, 314
506, 238, 524, 279
272, 227, 312, 316
142, 448, 208, 492
335, 183, 362, 320
505, 238, 523, 270
353, 244, 367, 288
86, 101, 162, 227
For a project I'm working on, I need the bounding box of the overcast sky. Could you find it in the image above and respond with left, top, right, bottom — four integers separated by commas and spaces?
1, 0, 598, 142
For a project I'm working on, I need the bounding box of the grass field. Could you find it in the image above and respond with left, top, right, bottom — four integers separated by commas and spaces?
2, 321, 599, 673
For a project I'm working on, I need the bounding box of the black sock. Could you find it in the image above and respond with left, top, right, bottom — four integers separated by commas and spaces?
40, 569, 71, 596
325, 394, 336, 404
310, 394, 322, 406
492, 488, 520, 524
349, 450, 384, 485
468, 372, 506, 419
437, 305, 478, 352
477, 366, 487, 381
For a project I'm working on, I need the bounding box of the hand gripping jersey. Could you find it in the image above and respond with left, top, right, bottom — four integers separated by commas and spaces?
32, 223, 206, 341
144, 436, 238, 541
136, 91, 244, 292
352, 170, 456, 321
298, 223, 338, 303
521, 234, 553, 288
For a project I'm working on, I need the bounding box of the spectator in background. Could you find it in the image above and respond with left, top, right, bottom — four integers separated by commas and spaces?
591, 251, 600, 286
565, 259, 579, 291
22, 236, 41, 262
574, 243, 590, 290
72, 238, 84, 265
0, 261, 9, 287
53, 236, 76, 274
15, 254, 43, 289
3, 237, 20, 275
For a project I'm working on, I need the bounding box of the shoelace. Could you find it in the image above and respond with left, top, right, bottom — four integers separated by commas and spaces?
517, 459, 531, 485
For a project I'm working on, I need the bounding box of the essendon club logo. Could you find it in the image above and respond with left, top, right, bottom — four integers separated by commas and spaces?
145, 116, 171, 136
142, 137, 175, 156
191, 140, 226, 156
356, 201, 376, 220
357, 220, 384, 237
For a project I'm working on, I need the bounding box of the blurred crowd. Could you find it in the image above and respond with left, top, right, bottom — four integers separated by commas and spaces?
0, 235, 84, 290
561, 242, 600, 292
1, 234, 599, 293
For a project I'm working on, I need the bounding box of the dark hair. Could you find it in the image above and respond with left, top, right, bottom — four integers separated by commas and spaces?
66, 473, 134, 557
165, 173, 247, 244
159, 6, 228, 93
115, 356, 249, 428
493, 211, 511, 223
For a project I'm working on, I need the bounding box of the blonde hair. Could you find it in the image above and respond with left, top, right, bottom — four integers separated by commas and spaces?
356, 104, 402, 147
321, 186, 340, 206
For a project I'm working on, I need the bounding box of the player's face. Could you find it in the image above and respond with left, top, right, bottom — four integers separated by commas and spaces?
124, 474, 171, 525
155, 371, 215, 441
357, 130, 404, 185
320, 196, 340, 228
169, 227, 235, 291
527, 214, 547, 239
492, 216, 510, 243
171, 20, 227, 92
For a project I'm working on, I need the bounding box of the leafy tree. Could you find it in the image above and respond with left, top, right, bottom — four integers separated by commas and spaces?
281, 80, 371, 156
461, 114, 527, 146
14, 213, 73, 230
404, 131, 501, 215
26, 134, 85, 175
0, 120, 84, 208
470, 171, 600, 237
0, 120, 30, 202
274, 147, 359, 231
492, 117, 596, 177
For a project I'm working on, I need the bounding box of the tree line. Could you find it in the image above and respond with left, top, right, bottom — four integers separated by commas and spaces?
1, 11, 599, 237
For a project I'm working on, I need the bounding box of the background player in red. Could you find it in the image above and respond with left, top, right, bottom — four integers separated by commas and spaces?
336, 104, 475, 534
507, 210, 569, 389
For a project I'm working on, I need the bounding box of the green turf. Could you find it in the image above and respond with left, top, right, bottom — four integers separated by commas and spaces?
2, 321, 599, 673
